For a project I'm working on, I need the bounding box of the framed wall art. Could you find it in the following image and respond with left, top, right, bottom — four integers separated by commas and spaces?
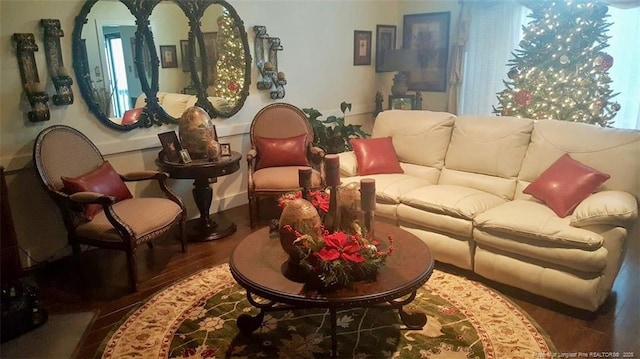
375, 25, 396, 73
402, 12, 450, 92
353, 30, 372, 66
388, 95, 415, 110
159, 45, 178, 68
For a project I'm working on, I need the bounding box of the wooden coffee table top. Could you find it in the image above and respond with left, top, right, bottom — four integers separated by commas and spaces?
229, 222, 434, 308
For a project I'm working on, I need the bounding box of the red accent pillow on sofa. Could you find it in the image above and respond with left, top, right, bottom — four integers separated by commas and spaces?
121, 108, 143, 125
255, 133, 310, 170
350, 137, 403, 176
523, 154, 610, 218
61, 161, 133, 220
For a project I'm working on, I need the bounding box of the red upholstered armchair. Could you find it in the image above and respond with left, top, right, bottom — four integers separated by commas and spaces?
247, 103, 326, 227
33, 125, 187, 291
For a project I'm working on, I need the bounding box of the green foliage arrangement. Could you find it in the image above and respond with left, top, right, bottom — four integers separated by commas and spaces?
303, 102, 369, 154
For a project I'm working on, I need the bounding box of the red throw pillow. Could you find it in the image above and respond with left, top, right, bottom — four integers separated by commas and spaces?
61, 161, 133, 220
350, 137, 403, 176
121, 108, 143, 125
523, 154, 610, 218
255, 133, 310, 170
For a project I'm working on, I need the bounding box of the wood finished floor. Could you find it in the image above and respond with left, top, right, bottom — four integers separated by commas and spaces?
29, 204, 639, 358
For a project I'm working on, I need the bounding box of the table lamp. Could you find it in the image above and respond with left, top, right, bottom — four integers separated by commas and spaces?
378, 49, 420, 95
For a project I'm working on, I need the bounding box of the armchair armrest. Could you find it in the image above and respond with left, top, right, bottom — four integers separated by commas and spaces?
570, 190, 638, 228
121, 170, 168, 182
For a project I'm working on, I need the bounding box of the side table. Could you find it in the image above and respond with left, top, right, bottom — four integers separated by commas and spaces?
156, 151, 242, 241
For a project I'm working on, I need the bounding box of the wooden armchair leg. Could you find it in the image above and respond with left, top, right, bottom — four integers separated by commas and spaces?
249, 196, 257, 228
126, 250, 138, 292
146, 242, 153, 249
179, 220, 187, 253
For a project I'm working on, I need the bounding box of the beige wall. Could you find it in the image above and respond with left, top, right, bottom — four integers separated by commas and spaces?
0, 0, 453, 267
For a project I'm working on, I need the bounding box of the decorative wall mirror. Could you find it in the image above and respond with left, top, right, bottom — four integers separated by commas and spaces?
72, 0, 251, 131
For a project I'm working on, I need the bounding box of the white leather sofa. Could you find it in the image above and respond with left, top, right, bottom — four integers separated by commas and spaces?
338, 110, 639, 311
134, 92, 231, 118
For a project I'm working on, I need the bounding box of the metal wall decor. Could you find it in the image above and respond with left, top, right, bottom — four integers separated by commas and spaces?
253, 25, 286, 99
12, 33, 50, 122
40, 19, 74, 106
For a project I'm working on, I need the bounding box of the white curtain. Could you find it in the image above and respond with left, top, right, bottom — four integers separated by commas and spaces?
606, 6, 640, 129
459, 2, 529, 115
458, 2, 640, 130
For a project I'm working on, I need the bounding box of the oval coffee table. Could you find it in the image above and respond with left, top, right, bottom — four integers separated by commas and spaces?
229, 222, 434, 357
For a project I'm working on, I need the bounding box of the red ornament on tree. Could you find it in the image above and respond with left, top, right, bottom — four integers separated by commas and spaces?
601, 54, 613, 71
227, 81, 239, 92
515, 90, 532, 107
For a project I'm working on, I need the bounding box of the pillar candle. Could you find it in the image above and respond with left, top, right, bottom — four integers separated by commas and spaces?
325, 154, 341, 187
298, 167, 312, 189
360, 178, 376, 212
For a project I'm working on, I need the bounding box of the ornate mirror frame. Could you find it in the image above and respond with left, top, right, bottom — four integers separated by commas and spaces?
72, 0, 251, 131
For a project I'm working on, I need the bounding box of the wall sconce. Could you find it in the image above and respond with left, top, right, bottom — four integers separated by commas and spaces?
12, 33, 50, 122
253, 25, 286, 99
378, 49, 420, 96
41, 19, 73, 105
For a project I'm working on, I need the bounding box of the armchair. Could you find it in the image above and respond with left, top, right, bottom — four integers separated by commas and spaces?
33, 125, 186, 291
247, 103, 325, 227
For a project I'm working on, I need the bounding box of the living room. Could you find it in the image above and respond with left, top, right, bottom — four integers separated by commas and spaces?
1, 0, 638, 358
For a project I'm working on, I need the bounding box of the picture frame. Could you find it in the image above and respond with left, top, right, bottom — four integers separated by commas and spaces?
180, 40, 190, 72
388, 95, 415, 110
402, 12, 451, 92
159, 45, 178, 68
203, 32, 218, 86
179, 149, 192, 164
375, 25, 397, 73
220, 143, 231, 157
158, 131, 182, 162
353, 30, 372, 66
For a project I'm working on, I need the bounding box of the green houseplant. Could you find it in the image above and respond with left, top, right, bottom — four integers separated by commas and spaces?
302, 102, 369, 154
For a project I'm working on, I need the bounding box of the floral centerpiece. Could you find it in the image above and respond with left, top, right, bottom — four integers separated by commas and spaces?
277, 187, 393, 289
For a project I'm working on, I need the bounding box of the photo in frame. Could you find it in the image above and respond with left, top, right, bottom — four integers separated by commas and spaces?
402, 12, 451, 92
179, 149, 192, 164
220, 143, 231, 157
375, 25, 397, 73
158, 131, 182, 162
353, 30, 372, 66
389, 95, 415, 110
159, 45, 178, 68
203, 32, 218, 86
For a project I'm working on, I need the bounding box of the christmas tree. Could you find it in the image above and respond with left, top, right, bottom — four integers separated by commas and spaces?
212, 12, 245, 107
493, 0, 620, 127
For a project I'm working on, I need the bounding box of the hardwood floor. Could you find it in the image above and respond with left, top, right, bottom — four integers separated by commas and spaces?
27, 205, 639, 358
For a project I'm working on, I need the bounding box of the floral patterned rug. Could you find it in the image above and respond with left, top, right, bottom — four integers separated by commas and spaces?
98, 265, 555, 358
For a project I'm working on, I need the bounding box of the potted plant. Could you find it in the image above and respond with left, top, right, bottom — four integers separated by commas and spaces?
303, 102, 369, 154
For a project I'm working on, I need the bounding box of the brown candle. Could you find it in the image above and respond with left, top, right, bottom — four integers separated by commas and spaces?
298, 167, 312, 189
360, 178, 376, 212
325, 154, 341, 187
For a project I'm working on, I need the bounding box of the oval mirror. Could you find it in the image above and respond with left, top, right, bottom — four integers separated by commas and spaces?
73, 0, 252, 131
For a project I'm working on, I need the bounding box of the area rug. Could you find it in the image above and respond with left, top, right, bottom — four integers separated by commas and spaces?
99, 265, 555, 358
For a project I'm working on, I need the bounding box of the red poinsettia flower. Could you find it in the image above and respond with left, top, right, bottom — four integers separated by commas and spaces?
317, 231, 365, 263
309, 190, 329, 213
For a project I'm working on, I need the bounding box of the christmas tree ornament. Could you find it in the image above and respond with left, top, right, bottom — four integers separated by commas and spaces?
594, 55, 603, 66
611, 103, 621, 112
601, 54, 613, 71
508, 68, 519, 79
559, 55, 569, 64
515, 90, 532, 107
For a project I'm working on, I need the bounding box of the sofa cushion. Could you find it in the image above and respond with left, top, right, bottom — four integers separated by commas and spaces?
372, 110, 455, 168
570, 190, 638, 227
398, 204, 474, 238
523, 154, 610, 218
340, 174, 432, 204
444, 115, 533, 178
350, 137, 403, 175
401, 184, 507, 220
255, 133, 310, 170
61, 161, 133, 220
474, 200, 604, 249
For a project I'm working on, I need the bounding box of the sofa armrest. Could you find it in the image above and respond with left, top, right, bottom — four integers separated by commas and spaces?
570, 190, 638, 228
338, 151, 358, 177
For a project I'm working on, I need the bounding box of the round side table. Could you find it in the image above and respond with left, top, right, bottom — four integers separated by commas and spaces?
156, 151, 242, 241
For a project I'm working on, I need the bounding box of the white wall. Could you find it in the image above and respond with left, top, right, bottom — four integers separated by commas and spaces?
0, 0, 451, 268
